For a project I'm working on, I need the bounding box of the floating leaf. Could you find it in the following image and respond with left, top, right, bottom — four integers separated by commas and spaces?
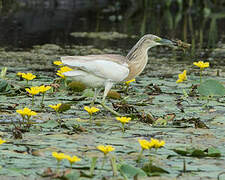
142, 162, 169, 175
198, 79, 225, 97
82, 89, 94, 98
190, 149, 206, 157
0, 80, 9, 92
172, 148, 189, 156
206, 147, 221, 157
40, 119, 59, 128
172, 147, 221, 157
64, 170, 80, 180
119, 164, 146, 178
154, 117, 168, 126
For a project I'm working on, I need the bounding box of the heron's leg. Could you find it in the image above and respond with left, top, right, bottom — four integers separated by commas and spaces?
91, 88, 101, 106
102, 82, 113, 103
101, 82, 121, 116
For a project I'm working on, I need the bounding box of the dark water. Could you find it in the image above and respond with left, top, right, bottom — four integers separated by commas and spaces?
0, 0, 225, 51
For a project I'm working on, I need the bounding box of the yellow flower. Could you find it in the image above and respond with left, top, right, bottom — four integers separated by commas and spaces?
38, 85, 51, 93
97, 145, 115, 155
56, 72, 65, 79
125, 79, 135, 85
116, 117, 131, 124
193, 61, 209, 69
56, 66, 72, 79
16, 107, 37, 117
52, 152, 67, 162
84, 106, 100, 116
138, 139, 151, 150
0, 138, 6, 145
25, 86, 40, 95
65, 155, 81, 165
21, 72, 36, 81
49, 103, 62, 112
53, 61, 63, 66
26, 111, 37, 117
150, 138, 165, 149
176, 70, 187, 83
58, 66, 72, 73
17, 72, 24, 76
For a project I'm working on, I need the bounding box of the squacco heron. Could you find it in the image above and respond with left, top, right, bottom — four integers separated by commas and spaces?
61, 34, 176, 116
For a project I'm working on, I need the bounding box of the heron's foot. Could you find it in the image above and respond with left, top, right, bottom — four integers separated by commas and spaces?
100, 102, 121, 117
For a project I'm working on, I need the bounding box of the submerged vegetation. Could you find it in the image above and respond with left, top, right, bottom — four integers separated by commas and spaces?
0, 48, 224, 179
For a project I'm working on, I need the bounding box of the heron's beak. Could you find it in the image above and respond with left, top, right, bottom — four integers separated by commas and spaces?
158, 38, 177, 47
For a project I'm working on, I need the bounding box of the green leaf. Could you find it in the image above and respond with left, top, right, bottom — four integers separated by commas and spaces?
142, 163, 169, 174
198, 79, 225, 97
90, 157, 98, 176
64, 170, 80, 180
206, 147, 221, 157
82, 89, 94, 98
0, 80, 8, 92
119, 164, 146, 178
190, 149, 206, 157
40, 119, 59, 128
154, 117, 168, 126
172, 148, 189, 156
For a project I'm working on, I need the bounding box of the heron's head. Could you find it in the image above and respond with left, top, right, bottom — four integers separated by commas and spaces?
140, 34, 176, 49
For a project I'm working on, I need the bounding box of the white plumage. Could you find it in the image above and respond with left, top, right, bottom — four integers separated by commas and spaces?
61, 55, 130, 102
60, 34, 175, 115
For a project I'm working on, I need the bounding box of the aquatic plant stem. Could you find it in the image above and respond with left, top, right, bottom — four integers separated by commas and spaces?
110, 156, 118, 176
56, 111, 61, 128
100, 102, 121, 116
125, 85, 129, 93
121, 123, 125, 134
26, 116, 31, 129
200, 69, 202, 83
57, 161, 60, 173
137, 149, 144, 163
32, 95, 34, 107
41, 93, 45, 105
63, 78, 67, 87
101, 155, 107, 170
89, 114, 93, 123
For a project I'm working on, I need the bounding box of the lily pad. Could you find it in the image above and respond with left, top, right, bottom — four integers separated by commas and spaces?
40, 119, 59, 128
119, 163, 146, 178
0, 79, 9, 92
198, 79, 225, 97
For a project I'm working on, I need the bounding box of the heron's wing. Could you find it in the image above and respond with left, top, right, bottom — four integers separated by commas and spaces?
61, 55, 129, 82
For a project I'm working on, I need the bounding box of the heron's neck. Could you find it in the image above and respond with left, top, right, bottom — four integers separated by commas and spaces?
125, 43, 151, 81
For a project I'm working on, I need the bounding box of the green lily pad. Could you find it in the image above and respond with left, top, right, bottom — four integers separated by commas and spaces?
0, 79, 9, 92
206, 147, 221, 157
40, 119, 59, 128
172, 147, 221, 157
119, 163, 146, 178
82, 89, 94, 98
198, 79, 225, 97
64, 170, 80, 180
142, 163, 169, 175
